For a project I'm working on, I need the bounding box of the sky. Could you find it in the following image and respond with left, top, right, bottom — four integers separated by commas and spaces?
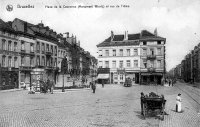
1, 0, 200, 71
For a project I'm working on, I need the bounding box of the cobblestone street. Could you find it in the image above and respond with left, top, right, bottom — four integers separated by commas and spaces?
0, 82, 199, 127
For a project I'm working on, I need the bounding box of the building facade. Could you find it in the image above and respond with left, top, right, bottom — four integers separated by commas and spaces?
0, 19, 20, 90
0, 18, 97, 90
97, 30, 166, 85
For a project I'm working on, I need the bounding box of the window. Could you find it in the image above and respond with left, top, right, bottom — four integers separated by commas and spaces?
105, 50, 109, 56
8, 41, 12, 51
119, 61, 123, 68
14, 42, 17, 51
143, 49, 147, 56
99, 61, 102, 68
112, 61, 116, 68
113, 50, 116, 56
58, 50, 60, 57
150, 60, 154, 68
99, 50, 102, 56
42, 56, 45, 66
51, 57, 53, 67
21, 41, 25, 51
157, 48, 161, 55
2, 39, 6, 50
134, 60, 138, 67
105, 61, 109, 68
8, 57, 12, 67
143, 59, 147, 68
36, 56, 40, 66
30, 57, 34, 66
36, 42, 40, 51
120, 75, 123, 80
143, 41, 147, 45
150, 49, 154, 55
134, 49, 138, 56
157, 60, 161, 68
127, 49, 130, 56
157, 41, 161, 45
30, 43, 34, 52
55, 46, 57, 55
14, 57, 18, 68
51, 45, 53, 53
2, 56, 6, 67
21, 56, 25, 66
127, 60, 131, 67
54, 58, 57, 67
120, 49, 123, 56
46, 44, 49, 52
42, 43, 45, 53
114, 75, 118, 80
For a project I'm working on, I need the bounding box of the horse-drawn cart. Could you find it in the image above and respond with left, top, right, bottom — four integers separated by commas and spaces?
141, 92, 166, 120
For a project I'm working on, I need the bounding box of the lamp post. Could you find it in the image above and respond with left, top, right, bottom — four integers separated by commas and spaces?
61, 57, 68, 92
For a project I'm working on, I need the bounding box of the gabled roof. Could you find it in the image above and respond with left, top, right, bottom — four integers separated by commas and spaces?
97, 30, 166, 47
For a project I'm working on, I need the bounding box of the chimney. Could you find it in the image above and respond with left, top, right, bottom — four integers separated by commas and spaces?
154, 28, 158, 36
66, 32, 69, 38
111, 31, 114, 41
124, 31, 128, 40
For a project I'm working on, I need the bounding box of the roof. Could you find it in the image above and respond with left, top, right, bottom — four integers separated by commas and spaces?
0, 19, 16, 33
97, 30, 166, 47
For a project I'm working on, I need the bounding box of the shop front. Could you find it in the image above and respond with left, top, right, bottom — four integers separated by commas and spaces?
140, 73, 163, 85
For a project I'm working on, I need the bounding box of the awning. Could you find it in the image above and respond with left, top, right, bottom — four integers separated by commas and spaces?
97, 74, 109, 79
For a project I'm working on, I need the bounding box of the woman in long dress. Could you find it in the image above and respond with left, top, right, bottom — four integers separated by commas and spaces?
176, 93, 182, 112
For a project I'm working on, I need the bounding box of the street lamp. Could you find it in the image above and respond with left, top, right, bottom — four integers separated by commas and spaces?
61, 57, 68, 92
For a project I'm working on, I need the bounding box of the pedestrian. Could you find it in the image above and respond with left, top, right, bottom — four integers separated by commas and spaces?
102, 81, 104, 88
51, 81, 54, 94
92, 82, 96, 93
169, 79, 171, 86
140, 92, 144, 115
176, 93, 182, 112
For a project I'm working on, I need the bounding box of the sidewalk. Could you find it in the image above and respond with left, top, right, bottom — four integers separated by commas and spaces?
0, 88, 23, 93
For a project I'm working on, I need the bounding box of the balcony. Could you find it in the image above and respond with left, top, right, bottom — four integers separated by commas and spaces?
20, 50, 35, 56
147, 55, 156, 60
19, 66, 33, 71
0, 49, 19, 56
147, 67, 156, 73
45, 51, 53, 56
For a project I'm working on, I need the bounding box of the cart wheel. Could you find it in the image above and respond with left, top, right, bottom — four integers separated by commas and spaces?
143, 104, 146, 119
161, 105, 164, 120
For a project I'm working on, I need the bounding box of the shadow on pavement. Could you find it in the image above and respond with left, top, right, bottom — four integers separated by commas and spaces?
170, 109, 184, 113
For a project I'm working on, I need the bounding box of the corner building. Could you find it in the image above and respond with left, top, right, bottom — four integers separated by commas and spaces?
97, 30, 166, 85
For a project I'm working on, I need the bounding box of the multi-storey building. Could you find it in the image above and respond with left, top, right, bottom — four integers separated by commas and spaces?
97, 30, 166, 85
0, 18, 98, 90
12, 18, 59, 88
97, 31, 141, 84
139, 30, 166, 85
0, 19, 19, 89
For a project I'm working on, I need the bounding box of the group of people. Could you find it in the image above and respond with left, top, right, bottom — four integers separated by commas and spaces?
28, 79, 54, 94
163, 78, 176, 86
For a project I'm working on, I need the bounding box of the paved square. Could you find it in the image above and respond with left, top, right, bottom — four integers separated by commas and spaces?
0, 82, 199, 127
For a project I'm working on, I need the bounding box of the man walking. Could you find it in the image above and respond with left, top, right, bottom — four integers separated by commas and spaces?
92, 82, 96, 93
